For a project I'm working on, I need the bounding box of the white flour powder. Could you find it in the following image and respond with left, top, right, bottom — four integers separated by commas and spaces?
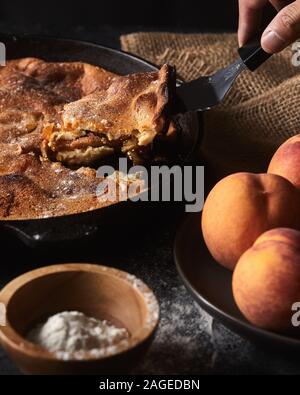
27, 311, 130, 360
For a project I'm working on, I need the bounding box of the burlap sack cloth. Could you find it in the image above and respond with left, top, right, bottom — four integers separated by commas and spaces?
121, 33, 300, 179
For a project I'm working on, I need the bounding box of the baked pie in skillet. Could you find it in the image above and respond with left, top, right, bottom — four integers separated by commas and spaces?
0, 58, 179, 220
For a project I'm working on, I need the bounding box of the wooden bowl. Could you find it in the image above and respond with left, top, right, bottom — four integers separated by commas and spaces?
0, 263, 159, 374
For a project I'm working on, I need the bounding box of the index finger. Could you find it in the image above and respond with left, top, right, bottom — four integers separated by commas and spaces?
238, 0, 268, 46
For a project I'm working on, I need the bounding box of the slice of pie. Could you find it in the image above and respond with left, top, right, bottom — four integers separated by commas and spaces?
41, 64, 178, 166
0, 58, 181, 220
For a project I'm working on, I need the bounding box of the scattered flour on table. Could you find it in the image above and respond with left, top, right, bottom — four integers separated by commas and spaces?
133, 285, 217, 375
27, 311, 130, 361
126, 273, 160, 327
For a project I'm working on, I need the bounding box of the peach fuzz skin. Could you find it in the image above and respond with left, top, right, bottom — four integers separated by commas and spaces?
201, 173, 300, 271
233, 228, 300, 333
268, 134, 300, 190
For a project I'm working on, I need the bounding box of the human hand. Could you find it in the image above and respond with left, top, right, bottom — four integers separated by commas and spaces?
238, 0, 300, 53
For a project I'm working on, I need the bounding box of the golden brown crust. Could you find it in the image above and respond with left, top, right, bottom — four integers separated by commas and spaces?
0, 155, 105, 219
0, 58, 119, 219
12, 57, 117, 101
42, 64, 177, 166
0, 59, 177, 220
60, 64, 175, 138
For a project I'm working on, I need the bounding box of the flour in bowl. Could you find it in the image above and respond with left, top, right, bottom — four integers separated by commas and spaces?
27, 311, 130, 360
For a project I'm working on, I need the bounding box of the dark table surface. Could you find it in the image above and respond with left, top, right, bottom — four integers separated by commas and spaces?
0, 23, 300, 375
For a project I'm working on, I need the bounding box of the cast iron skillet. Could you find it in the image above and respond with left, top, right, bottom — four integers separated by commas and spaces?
0, 33, 200, 246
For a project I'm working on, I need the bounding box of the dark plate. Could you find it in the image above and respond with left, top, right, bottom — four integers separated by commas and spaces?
174, 213, 300, 350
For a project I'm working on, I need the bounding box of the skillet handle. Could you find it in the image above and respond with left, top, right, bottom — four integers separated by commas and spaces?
238, 35, 272, 71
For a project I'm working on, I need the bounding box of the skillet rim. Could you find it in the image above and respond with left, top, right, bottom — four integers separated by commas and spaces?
0, 33, 200, 225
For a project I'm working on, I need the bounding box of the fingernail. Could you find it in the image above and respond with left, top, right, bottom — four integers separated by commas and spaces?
261, 30, 286, 53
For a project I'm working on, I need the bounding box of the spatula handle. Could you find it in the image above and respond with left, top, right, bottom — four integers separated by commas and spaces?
238, 35, 272, 71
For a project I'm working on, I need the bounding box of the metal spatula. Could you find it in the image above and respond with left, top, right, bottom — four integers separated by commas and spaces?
176, 36, 272, 112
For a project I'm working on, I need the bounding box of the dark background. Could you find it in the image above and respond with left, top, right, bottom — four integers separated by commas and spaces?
0, 0, 277, 48
0, 0, 239, 31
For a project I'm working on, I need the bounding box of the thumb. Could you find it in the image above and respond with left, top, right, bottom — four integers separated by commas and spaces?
261, 0, 300, 53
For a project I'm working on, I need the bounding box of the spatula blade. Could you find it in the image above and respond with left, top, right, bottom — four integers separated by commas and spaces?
176, 58, 246, 112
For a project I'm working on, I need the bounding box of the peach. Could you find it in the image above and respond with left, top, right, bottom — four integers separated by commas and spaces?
202, 172, 300, 271
233, 228, 300, 332
268, 134, 300, 189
